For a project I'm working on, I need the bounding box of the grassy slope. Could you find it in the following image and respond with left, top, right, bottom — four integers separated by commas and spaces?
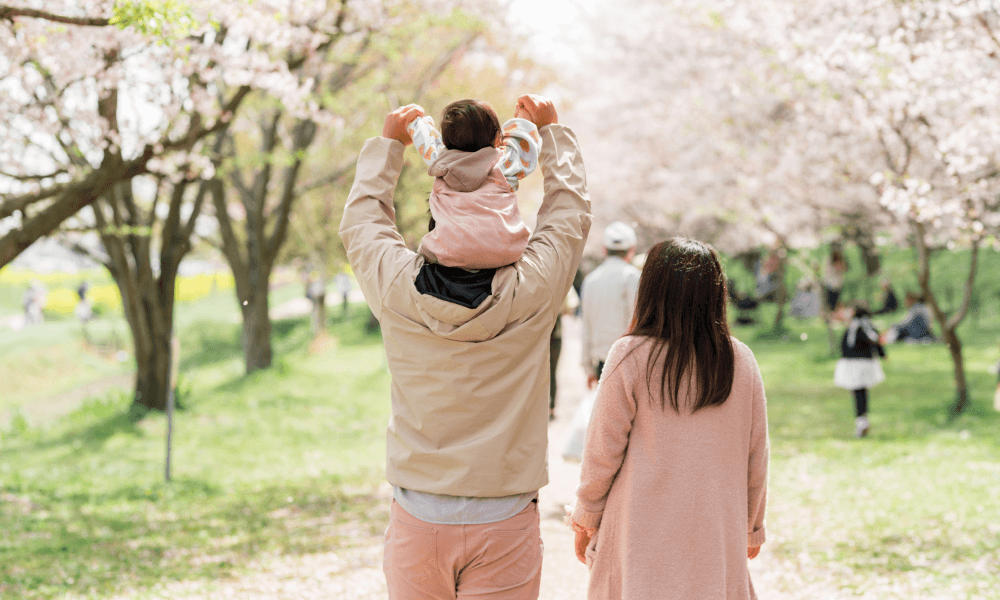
0, 283, 303, 425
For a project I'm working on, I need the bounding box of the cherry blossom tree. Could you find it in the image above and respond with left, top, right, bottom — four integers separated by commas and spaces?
566, 0, 998, 411
563, 0, 888, 334
0, 0, 361, 410
0, 0, 319, 266
798, 0, 1000, 412
210, 1, 488, 371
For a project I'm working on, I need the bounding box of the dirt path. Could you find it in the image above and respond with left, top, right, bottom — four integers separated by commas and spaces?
114, 316, 794, 599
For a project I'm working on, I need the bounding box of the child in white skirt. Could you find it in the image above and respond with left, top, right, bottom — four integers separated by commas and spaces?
834, 304, 886, 437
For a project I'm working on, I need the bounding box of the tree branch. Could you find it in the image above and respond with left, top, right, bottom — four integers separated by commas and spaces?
977, 13, 1000, 57
411, 31, 478, 100
946, 229, 981, 331
67, 239, 111, 271
0, 168, 67, 182
208, 178, 248, 284
266, 120, 316, 264
296, 160, 356, 195
0, 183, 69, 220
0, 5, 111, 27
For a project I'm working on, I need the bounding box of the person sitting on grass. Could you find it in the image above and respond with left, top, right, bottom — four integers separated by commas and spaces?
874, 278, 899, 315
885, 292, 935, 343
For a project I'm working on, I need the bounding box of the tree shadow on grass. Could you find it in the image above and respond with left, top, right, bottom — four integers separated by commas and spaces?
1, 479, 387, 599
6, 393, 146, 454
177, 307, 381, 374
324, 309, 383, 348
178, 317, 313, 371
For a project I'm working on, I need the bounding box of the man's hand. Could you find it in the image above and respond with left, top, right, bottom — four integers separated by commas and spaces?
514, 94, 558, 129
748, 545, 761, 559
574, 528, 592, 564
382, 104, 425, 145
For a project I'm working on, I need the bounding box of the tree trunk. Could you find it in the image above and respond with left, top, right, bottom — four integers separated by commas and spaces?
133, 322, 173, 411
311, 292, 327, 337
91, 175, 205, 412
241, 291, 273, 373
772, 252, 788, 331
912, 220, 979, 414
943, 327, 969, 414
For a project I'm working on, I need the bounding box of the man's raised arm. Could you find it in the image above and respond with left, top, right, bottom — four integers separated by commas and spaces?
516, 95, 592, 314
338, 105, 424, 321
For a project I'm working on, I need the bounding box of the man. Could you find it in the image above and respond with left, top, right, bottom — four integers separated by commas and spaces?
580, 221, 640, 388
339, 95, 590, 599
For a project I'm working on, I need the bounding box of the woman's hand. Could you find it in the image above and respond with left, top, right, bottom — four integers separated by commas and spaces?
747, 545, 761, 559
382, 104, 424, 145
575, 528, 593, 564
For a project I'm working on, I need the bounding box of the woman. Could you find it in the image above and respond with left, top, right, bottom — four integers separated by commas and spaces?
570, 238, 769, 599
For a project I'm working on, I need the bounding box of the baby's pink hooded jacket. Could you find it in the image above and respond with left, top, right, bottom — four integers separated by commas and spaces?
419, 147, 530, 270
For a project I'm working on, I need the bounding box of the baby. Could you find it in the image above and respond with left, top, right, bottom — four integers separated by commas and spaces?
406, 99, 541, 269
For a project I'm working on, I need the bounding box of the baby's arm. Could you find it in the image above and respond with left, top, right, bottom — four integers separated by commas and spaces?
407, 115, 445, 165
498, 118, 541, 190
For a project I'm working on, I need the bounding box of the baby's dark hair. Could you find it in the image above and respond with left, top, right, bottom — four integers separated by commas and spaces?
852, 302, 871, 318
441, 99, 500, 152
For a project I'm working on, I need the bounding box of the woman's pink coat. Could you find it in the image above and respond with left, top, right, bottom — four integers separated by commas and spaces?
572, 335, 769, 600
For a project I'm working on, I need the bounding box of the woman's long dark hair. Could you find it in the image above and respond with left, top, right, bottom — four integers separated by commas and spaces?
629, 238, 735, 413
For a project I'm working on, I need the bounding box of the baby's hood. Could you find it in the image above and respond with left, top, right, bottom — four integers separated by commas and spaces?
427, 147, 499, 192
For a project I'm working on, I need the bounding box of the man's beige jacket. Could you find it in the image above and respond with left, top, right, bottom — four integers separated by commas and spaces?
339, 124, 591, 497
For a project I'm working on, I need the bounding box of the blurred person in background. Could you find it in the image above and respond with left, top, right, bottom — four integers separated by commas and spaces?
822, 245, 848, 314
549, 287, 579, 420
874, 278, 898, 315
834, 303, 886, 438
580, 221, 640, 389
22, 281, 46, 325
885, 292, 935, 344
75, 280, 93, 324
334, 270, 352, 317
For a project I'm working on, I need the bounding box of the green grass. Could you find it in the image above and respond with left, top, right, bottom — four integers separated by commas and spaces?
1, 263, 999, 598
0, 306, 390, 599
732, 309, 1000, 598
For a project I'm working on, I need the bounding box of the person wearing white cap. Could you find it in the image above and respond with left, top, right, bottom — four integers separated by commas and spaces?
580, 221, 641, 388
